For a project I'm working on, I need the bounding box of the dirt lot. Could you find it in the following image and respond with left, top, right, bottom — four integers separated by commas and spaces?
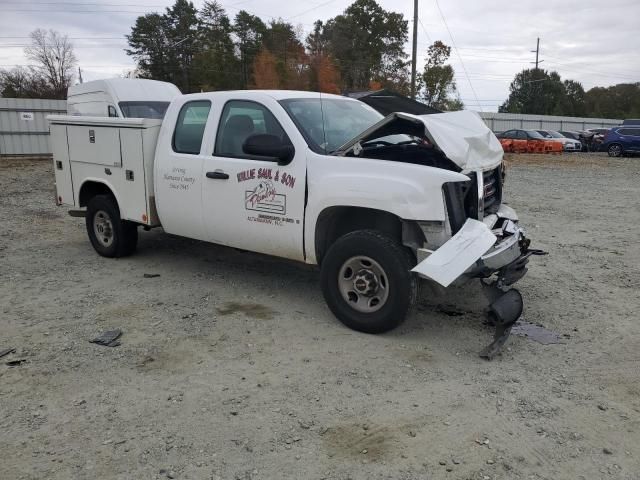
1, 154, 639, 480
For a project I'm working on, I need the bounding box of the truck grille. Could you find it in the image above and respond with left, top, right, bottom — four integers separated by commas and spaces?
447, 165, 504, 233
482, 167, 501, 215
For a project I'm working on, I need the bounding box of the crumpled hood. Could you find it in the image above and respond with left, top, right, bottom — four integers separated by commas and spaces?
414, 110, 503, 171
338, 109, 503, 171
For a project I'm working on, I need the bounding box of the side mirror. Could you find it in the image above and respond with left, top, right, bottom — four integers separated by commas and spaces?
243, 134, 294, 165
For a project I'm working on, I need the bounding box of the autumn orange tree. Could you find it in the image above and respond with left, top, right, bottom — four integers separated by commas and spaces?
316, 55, 341, 93
252, 47, 279, 89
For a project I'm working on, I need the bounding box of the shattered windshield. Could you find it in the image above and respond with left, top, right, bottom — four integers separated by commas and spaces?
280, 98, 384, 153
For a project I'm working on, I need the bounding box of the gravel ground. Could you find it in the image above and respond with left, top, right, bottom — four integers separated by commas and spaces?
1, 153, 639, 480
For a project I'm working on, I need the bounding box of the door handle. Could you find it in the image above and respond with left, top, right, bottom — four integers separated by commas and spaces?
206, 170, 229, 180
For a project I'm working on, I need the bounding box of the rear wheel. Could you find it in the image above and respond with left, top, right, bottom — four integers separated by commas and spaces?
320, 230, 417, 334
608, 143, 623, 157
86, 194, 138, 257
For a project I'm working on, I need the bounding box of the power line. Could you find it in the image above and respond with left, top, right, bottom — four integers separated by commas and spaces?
433, 0, 482, 112
1, 2, 166, 6
418, 18, 432, 45
288, 0, 340, 20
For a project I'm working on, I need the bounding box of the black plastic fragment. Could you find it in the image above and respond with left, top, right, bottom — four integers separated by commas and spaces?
6, 359, 26, 366
90, 329, 122, 347
143, 273, 161, 278
0, 348, 16, 358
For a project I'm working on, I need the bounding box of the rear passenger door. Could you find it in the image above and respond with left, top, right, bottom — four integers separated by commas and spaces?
201, 99, 307, 261
154, 99, 211, 240
632, 128, 640, 151
622, 128, 640, 151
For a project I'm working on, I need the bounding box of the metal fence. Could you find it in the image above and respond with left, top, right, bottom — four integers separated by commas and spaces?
0, 98, 66, 157
478, 112, 622, 133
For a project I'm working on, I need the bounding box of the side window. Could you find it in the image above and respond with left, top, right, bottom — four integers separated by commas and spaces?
173, 100, 211, 155
108, 105, 118, 118
517, 130, 527, 140
618, 128, 640, 136
214, 100, 290, 158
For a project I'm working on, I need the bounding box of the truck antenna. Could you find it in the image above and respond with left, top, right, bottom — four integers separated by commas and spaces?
319, 91, 328, 154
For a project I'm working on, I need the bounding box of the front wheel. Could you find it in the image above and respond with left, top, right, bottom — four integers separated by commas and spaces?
86, 194, 138, 258
320, 230, 417, 334
608, 143, 623, 157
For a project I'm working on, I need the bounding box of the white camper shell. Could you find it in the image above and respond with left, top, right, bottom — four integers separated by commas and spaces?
66, 78, 181, 119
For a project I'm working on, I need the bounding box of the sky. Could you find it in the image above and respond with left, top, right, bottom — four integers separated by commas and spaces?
1, 0, 639, 111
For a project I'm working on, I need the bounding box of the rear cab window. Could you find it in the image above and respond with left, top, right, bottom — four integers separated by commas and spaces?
172, 100, 212, 155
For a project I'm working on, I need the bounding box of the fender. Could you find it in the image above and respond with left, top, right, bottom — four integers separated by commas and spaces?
304, 151, 469, 264
77, 177, 123, 214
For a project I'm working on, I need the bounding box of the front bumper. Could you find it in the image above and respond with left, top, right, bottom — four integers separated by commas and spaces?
564, 143, 582, 151
412, 205, 532, 287
474, 220, 525, 272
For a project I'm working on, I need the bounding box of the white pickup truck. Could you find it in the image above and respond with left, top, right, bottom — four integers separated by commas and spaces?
49, 89, 540, 356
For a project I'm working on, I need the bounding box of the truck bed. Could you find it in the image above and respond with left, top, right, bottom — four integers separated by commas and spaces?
48, 115, 162, 226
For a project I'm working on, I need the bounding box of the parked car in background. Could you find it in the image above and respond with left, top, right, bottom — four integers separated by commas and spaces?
496, 129, 547, 141
559, 130, 589, 152
585, 128, 610, 151
622, 119, 640, 126
601, 126, 640, 157
536, 130, 582, 152
495, 129, 563, 153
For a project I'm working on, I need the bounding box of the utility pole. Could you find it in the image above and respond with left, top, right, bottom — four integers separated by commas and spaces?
531, 37, 543, 70
410, 0, 418, 99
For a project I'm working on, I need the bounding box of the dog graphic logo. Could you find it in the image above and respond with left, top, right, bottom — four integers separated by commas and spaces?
245, 181, 286, 214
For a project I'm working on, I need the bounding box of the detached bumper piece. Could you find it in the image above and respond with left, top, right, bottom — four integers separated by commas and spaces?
412, 212, 547, 360
479, 289, 523, 360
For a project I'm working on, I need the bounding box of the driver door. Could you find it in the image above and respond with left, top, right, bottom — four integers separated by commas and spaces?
201, 100, 306, 261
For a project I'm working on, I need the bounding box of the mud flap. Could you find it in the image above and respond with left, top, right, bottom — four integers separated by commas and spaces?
411, 219, 496, 287
479, 289, 523, 360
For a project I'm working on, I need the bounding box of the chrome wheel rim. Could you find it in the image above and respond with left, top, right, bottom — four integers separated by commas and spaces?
93, 210, 114, 247
609, 145, 622, 157
338, 255, 389, 313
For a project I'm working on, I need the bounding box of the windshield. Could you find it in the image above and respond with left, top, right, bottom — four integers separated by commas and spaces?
280, 98, 384, 153
528, 130, 546, 139
548, 131, 565, 138
119, 101, 170, 119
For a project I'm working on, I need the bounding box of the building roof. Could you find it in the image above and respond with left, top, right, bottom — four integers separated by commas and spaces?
345, 89, 441, 116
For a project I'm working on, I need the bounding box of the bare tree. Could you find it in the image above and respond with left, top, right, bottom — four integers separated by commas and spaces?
24, 29, 77, 98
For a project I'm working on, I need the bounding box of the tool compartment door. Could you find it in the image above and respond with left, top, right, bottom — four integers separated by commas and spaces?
50, 124, 75, 206
119, 128, 149, 223
67, 125, 122, 167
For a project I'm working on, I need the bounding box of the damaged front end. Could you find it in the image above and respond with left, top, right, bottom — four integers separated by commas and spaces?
338, 109, 546, 358
413, 192, 546, 359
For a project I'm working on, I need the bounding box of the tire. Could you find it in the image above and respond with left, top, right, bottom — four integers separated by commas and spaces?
86, 194, 138, 258
608, 143, 623, 157
320, 229, 417, 334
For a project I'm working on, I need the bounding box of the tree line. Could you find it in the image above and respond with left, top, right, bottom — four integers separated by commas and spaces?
0, 0, 463, 110
124, 0, 462, 110
500, 68, 640, 119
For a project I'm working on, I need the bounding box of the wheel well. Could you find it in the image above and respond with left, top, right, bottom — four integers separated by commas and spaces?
79, 181, 114, 207
315, 207, 406, 265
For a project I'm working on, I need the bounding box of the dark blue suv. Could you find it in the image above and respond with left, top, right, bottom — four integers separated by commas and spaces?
602, 127, 640, 157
